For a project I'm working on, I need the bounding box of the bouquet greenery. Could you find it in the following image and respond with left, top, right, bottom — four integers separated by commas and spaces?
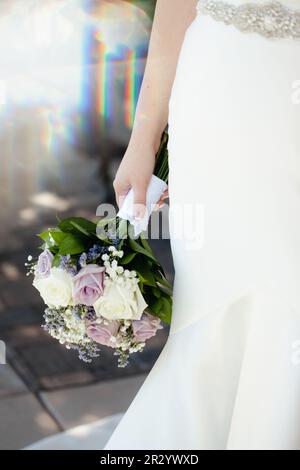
28, 131, 172, 367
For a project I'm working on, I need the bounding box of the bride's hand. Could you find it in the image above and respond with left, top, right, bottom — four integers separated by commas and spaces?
113, 141, 156, 219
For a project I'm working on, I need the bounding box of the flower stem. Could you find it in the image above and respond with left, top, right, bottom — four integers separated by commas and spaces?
153, 130, 169, 183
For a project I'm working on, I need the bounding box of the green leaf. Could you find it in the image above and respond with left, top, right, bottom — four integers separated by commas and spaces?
147, 296, 162, 315
150, 294, 172, 325
130, 256, 157, 287
51, 231, 68, 245
52, 254, 61, 267
160, 296, 173, 324
128, 237, 158, 264
153, 288, 161, 299
69, 221, 90, 237
154, 272, 173, 291
138, 265, 157, 287
153, 130, 169, 182
38, 229, 72, 252
139, 234, 154, 255
120, 252, 137, 265
58, 217, 97, 236
58, 233, 86, 255
38, 230, 54, 245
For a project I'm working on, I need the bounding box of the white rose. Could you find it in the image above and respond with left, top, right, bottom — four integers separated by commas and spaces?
93, 280, 147, 321
33, 267, 73, 307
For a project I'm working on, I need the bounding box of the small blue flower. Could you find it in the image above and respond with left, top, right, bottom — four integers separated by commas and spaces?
113, 237, 121, 248
87, 244, 103, 261
78, 252, 88, 268
59, 255, 77, 275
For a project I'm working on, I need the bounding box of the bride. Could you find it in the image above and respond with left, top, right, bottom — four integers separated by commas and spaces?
29, 0, 300, 450
105, 0, 300, 450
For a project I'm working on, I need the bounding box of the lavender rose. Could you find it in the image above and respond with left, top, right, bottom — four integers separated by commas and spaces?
86, 320, 120, 348
73, 265, 105, 306
36, 249, 53, 278
132, 313, 163, 343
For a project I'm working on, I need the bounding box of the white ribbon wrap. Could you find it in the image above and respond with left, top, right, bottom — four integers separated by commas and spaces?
117, 174, 168, 237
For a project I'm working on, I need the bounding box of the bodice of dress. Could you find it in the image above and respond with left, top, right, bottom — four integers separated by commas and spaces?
196, 0, 300, 7
196, 0, 300, 39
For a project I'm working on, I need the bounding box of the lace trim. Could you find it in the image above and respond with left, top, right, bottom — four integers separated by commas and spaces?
196, 0, 300, 39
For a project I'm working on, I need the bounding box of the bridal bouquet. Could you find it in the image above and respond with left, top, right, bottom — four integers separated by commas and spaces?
27, 131, 172, 367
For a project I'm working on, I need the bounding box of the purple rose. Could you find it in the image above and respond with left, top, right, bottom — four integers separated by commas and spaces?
36, 249, 53, 278
132, 313, 163, 343
86, 320, 120, 348
73, 265, 105, 306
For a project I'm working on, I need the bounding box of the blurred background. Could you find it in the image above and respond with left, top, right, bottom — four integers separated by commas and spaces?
0, 0, 174, 449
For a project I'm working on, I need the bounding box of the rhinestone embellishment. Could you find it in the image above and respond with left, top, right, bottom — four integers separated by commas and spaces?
196, 0, 300, 39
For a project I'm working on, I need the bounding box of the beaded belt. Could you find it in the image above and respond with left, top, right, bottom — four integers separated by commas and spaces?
196, 0, 300, 39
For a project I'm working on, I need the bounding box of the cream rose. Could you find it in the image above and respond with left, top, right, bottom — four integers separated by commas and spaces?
33, 267, 73, 307
93, 279, 147, 321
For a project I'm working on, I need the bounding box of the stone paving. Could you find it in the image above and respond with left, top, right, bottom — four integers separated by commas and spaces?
0, 130, 174, 449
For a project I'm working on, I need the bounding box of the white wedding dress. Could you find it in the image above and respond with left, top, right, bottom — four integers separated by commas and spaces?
27, 0, 300, 450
